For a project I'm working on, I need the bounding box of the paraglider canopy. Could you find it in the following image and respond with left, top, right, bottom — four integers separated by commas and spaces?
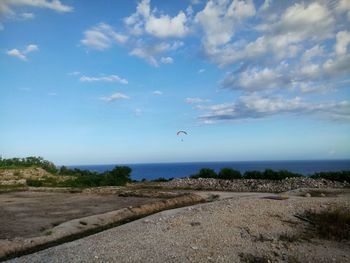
177, 131, 188, 136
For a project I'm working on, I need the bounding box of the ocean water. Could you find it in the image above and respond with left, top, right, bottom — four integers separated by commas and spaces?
71, 160, 350, 181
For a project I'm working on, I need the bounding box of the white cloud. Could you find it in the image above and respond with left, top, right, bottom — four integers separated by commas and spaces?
336, 0, 350, 20
260, 0, 272, 11
185, 97, 209, 104
238, 67, 284, 90
0, 0, 72, 28
323, 55, 350, 77
195, 0, 255, 48
197, 94, 350, 123
302, 45, 324, 62
81, 23, 128, 50
198, 68, 206, 74
335, 31, 350, 56
101, 92, 130, 102
222, 63, 291, 92
299, 83, 333, 94
152, 90, 163, 95
124, 0, 189, 38
200, 1, 335, 67
270, 2, 334, 40
79, 74, 128, 84
68, 71, 81, 76
129, 41, 183, 66
20, 12, 34, 19
145, 11, 188, 38
7, 49, 26, 60
25, 44, 38, 53
160, 56, 173, 64
6, 44, 38, 61
0, 0, 73, 16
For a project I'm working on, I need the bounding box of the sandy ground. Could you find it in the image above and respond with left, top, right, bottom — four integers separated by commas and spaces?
0, 191, 161, 239
7, 190, 350, 263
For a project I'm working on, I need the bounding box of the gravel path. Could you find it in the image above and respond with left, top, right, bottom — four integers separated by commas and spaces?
8, 192, 350, 263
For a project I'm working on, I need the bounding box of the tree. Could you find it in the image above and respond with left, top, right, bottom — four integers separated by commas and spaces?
101, 166, 132, 186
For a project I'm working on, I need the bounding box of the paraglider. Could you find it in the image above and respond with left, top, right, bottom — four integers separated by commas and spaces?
177, 130, 188, 141
177, 131, 187, 136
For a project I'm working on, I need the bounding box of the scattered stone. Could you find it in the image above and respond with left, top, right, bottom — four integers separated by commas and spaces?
162, 177, 349, 193
305, 193, 311, 197
190, 222, 201, 226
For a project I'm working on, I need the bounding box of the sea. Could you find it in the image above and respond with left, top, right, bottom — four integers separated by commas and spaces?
70, 160, 350, 181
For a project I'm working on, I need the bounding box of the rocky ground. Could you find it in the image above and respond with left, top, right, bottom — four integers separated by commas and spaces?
162, 177, 349, 192
7, 189, 350, 263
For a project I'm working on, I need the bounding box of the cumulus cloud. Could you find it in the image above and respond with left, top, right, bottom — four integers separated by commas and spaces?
302, 45, 324, 62
197, 94, 350, 123
335, 31, 350, 56
160, 56, 173, 64
222, 66, 288, 92
0, 0, 73, 16
336, 0, 350, 21
6, 44, 38, 61
124, 0, 189, 38
25, 44, 39, 53
100, 92, 130, 102
195, 0, 255, 48
6, 49, 26, 60
79, 74, 128, 84
199, 1, 337, 67
266, 2, 334, 41
81, 23, 128, 50
129, 41, 183, 66
0, 0, 72, 28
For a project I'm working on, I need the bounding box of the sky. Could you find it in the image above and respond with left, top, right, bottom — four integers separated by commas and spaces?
0, 0, 350, 165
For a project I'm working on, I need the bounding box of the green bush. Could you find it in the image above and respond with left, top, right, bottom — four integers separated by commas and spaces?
0, 156, 58, 174
100, 166, 132, 186
151, 177, 169, 182
25, 165, 133, 188
191, 168, 217, 179
218, 168, 242, 180
243, 170, 263, 179
310, 171, 350, 183
26, 179, 43, 187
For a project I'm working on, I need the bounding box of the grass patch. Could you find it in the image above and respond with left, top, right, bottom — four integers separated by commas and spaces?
304, 207, 350, 241
279, 233, 301, 242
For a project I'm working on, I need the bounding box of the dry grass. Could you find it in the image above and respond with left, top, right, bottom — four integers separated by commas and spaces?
305, 206, 350, 241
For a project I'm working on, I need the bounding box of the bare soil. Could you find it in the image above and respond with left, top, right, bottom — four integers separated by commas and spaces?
8, 189, 350, 263
0, 191, 161, 239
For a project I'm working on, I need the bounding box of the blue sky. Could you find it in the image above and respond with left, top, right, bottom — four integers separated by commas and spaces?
0, 0, 350, 165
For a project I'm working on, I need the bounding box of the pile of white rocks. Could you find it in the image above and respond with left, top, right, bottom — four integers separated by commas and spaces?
161, 177, 349, 193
